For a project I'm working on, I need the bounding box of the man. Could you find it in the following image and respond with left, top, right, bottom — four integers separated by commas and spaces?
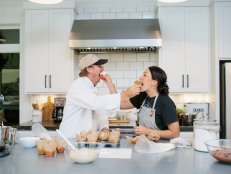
59, 54, 140, 138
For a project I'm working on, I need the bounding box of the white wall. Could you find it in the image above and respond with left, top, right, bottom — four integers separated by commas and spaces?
75, 0, 156, 20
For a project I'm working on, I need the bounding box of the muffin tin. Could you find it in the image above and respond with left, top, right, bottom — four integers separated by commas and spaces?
100, 140, 120, 147
76, 141, 120, 148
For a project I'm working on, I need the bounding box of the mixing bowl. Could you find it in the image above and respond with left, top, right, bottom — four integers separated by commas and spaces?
205, 139, 231, 164
65, 142, 103, 164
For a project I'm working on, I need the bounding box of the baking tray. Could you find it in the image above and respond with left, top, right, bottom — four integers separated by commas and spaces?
75, 141, 120, 148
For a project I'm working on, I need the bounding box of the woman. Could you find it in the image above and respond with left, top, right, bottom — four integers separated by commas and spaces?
121, 66, 179, 139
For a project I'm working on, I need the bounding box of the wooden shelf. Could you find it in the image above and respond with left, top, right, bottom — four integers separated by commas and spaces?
108, 119, 129, 124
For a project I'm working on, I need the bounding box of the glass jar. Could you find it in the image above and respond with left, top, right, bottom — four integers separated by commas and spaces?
32, 110, 42, 123
193, 114, 219, 152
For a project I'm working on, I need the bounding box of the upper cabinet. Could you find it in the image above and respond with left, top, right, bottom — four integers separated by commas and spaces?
217, 2, 231, 58
25, 9, 74, 93
159, 7, 210, 93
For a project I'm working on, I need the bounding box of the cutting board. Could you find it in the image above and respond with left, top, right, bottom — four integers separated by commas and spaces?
109, 119, 129, 124
42, 96, 54, 122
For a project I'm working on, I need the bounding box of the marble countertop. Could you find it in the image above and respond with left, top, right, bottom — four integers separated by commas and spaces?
1, 139, 230, 174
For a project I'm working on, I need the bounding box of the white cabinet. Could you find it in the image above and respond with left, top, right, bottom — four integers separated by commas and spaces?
217, 2, 231, 58
25, 9, 74, 93
159, 7, 210, 93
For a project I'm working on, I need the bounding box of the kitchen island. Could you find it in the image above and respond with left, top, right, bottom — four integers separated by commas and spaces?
0, 140, 230, 174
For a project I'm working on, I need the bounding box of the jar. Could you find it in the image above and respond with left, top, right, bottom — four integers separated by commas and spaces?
193, 114, 219, 152
32, 110, 42, 123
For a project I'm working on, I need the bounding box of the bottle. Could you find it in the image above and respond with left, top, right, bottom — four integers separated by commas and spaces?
42, 96, 54, 122
193, 113, 219, 152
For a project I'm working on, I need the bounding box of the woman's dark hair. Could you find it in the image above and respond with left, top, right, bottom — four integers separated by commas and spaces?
148, 66, 169, 95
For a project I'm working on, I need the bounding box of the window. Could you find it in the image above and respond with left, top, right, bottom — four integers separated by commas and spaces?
0, 29, 19, 44
0, 28, 20, 125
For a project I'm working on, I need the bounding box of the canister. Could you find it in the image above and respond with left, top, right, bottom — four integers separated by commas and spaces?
32, 110, 42, 123
193, 114, 219, 152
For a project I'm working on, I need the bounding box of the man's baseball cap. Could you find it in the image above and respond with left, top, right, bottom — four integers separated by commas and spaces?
79, 54, 108, 71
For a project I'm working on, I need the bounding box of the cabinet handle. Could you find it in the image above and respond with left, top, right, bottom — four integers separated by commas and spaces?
187, 74, 189, 88
45, 75, 47, 88
182, 74, 184, 88
49, 75, 51, 88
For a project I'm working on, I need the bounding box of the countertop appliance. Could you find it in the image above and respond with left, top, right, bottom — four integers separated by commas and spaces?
53, 97, 66, 123
69, 19, 162, 53
220, 61, 231, 139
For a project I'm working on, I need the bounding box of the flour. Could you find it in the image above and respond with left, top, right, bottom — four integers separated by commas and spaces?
194, 128, 219, 152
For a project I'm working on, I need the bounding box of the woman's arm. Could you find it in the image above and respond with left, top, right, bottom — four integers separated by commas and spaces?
120, 99, 135, 109
134, 121, 180, 139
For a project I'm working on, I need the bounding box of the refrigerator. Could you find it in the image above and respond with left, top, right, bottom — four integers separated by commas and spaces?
220, 61, 231, 139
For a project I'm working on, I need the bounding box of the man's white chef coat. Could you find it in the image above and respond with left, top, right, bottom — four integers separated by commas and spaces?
59, 77, 120, 138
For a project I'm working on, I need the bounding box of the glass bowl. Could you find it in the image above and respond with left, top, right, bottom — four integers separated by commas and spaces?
65, 142, 104, 164
205, 139, 231, 164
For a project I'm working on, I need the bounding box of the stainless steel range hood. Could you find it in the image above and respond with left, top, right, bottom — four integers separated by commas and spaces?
69, 19, 162, 53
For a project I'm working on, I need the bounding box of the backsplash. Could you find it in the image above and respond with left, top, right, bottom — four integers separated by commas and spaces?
74, 53, 159, 94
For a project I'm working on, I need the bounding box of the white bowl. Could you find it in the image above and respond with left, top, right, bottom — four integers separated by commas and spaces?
67, 149, 98, 163
19, 137, 39, 148
65, 142, 103, 164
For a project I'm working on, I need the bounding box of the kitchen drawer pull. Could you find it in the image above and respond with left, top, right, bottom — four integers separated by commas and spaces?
45, 75, 47, 88
182, 74, 184, 88
187, 74, 189, 88
49, 75, 51, 88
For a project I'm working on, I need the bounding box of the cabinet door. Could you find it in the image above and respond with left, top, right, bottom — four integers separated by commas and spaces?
159, 7, 185, 93
48, 9, 74, 93
185, 7, 210, 92
25, 10, 49, 93
217, 2, 231, 58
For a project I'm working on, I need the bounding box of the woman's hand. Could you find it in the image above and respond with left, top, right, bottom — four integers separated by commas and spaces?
134, 126, 150, 135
